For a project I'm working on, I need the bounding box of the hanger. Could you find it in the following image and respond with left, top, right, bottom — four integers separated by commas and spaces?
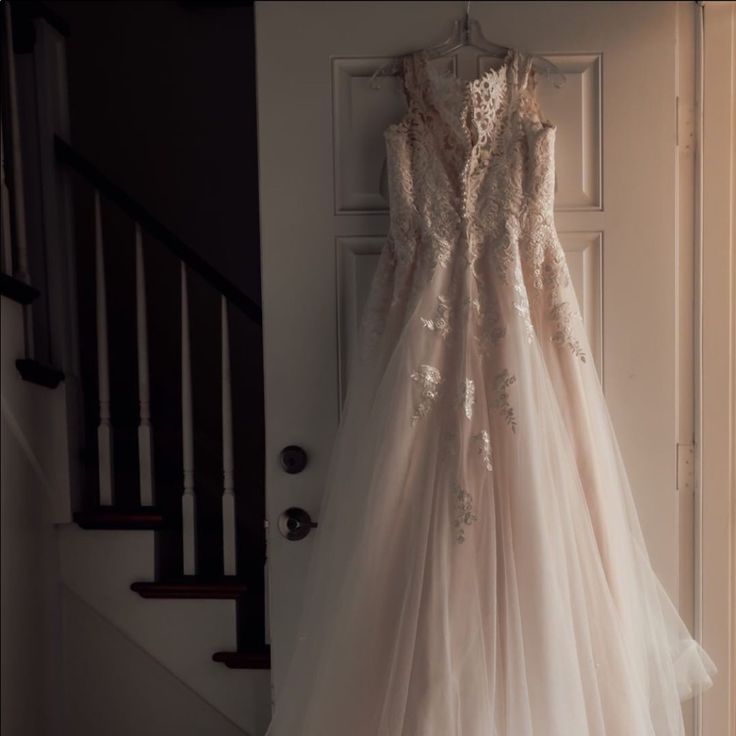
370, 1, 566, 90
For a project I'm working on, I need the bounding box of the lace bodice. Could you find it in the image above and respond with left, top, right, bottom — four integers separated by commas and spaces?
365, 47, 584, 364
385, 47, 557, 277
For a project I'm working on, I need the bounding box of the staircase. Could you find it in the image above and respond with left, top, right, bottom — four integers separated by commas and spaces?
54, 135, 270, 665
1, 2, 271, 733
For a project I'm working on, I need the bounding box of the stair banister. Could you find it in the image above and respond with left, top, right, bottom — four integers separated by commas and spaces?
53, 136, 262, 325
54, 137, 265, 582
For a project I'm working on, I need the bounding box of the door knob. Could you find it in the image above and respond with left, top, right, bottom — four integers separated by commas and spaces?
279, 445, 308, 474
278, 507, 318, 541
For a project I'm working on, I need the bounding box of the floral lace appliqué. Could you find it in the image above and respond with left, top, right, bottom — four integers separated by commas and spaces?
420, 295, 452, 338
472, 430, 493, 471
470, 293, 506, 357
451, 485, 478, 543
492, 369, 518, 432
512, 260, 535, 344
410, 364, 442, 425
550, 301, 586, 363
461, 378, 475, 419
537, 241, 588, 363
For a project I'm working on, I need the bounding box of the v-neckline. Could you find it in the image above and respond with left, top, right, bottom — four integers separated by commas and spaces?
414, 46, 517, 101
410, 47, 518, 154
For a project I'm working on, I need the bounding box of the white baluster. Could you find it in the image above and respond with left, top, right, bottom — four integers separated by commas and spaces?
2, 1, 29, 284
94, 190, 114, 505
221, 297, 237, 575
181, 264, 197, 575
136, 224, 154, 506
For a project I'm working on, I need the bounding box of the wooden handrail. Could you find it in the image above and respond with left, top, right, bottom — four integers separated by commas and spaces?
54, 135, 262, 326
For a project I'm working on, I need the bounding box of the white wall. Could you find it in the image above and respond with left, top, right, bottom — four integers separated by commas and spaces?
0, 297, 65, 736
699, 2, 736, 734
58, 524, 271, 735
61, 589, 250, 736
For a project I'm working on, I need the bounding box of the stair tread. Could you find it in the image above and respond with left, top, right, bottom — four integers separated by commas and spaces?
212, 647, 271, 669
16, 358, 64, 388
74, 507, 166, 530
131, 579, 250, 599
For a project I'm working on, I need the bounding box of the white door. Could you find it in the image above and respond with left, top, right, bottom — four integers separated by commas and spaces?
256, 0, 697, 721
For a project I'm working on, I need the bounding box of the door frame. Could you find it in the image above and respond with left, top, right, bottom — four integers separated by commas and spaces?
696, 2, 736, 735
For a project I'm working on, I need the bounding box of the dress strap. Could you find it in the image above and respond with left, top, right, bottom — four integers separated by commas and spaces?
400, 50, 428, 109
510, 50, 535, 92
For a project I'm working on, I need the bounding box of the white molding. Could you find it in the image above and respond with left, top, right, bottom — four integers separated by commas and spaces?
334, 235, 385, 408
675, 8, 698, 734
697, 2, 735, 735
32, 16, 83, 516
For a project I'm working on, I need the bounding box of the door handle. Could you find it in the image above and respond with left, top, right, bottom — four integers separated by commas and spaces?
279, 445, 308, 474
278, 507, 318, 541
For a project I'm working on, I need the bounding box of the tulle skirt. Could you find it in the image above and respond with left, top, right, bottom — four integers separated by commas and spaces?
265, 235, 716, 736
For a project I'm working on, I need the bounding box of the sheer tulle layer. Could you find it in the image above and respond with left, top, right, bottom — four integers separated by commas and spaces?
265, 240, 716, 736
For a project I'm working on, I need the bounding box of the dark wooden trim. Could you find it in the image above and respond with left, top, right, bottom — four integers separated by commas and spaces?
74, 508, 167, 530
179, 1, 253, 7
212, 648, 270, 669
54, 136, 262, 326
15, 359, 64, 388
131, 579, 249, 599
0, 272, 40, 305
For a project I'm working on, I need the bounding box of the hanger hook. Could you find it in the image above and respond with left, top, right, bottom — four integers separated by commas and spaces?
463, 0, 471, 39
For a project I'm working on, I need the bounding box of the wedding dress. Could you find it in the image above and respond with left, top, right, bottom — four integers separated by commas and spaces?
265, 48, 716, 736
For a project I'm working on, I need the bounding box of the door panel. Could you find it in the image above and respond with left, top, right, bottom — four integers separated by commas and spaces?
256, 0, 693, 716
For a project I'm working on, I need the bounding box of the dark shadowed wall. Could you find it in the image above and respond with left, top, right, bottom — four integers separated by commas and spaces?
47, 0, 260, 303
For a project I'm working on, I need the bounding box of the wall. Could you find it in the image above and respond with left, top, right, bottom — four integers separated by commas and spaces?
60, 589, 251, 736
44, 0, 261, 304
57, 523, 271, 734
699, 2, 736, 734
0, 297, 65, 736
